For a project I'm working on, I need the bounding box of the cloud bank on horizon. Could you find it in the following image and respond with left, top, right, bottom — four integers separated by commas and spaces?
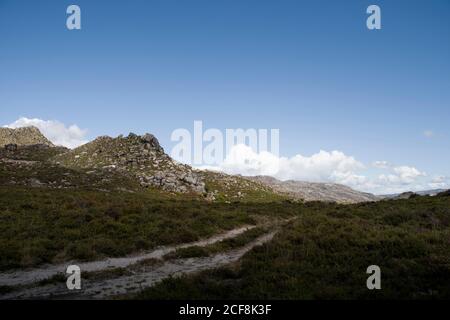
3, 117, 448, 195
196, 144, 449, 195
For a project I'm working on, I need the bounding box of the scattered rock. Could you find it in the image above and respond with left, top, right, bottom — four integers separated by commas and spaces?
28, 178, 44, 187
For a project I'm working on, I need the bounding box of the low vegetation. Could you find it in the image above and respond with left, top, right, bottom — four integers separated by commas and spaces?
0, 186, 297, 271
134, 194, 450, 300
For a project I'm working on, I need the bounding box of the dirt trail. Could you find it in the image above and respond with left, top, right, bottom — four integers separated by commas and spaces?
0, 225, 255, 288
0, 231, 276, 299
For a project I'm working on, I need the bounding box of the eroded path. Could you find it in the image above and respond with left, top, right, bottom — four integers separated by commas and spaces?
0, 225, 255, 288
0, 223, 280, 299
1, 231, 275, 299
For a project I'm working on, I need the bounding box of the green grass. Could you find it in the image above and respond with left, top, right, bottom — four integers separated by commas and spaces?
133, 195, 450, 300
0, 186, 297, 271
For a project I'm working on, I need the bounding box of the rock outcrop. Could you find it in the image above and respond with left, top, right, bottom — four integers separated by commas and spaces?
54, 133, 206, 194
0, 126, 54, 147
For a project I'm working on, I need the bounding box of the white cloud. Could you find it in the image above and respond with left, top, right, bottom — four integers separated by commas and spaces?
428, 176, 449, 189
196, 144, 443, 195
219, 144, 282, 177
373, 160, 391, 169
200, 144, 366, 186
424, 130, 434, 138
392, 166, 426, 183
4, 117, 88, 149
376, 166, 427, 189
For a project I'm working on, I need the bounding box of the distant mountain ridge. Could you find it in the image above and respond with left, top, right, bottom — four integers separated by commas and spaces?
380, 189, 449, 200
248, 176, 379, 203
0, 126, 53, 147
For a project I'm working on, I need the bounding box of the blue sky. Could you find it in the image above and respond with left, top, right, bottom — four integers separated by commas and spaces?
1, 0, 449, 194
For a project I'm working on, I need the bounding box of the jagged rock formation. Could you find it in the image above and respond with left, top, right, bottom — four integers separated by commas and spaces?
0, 126, 53, 147
247, 176, 379, 203
53, 133, 206, 194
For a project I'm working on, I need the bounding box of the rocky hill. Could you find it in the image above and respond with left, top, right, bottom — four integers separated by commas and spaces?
0, 126, 53, 147
0, 128, 280, 201
248, 176, 379, 203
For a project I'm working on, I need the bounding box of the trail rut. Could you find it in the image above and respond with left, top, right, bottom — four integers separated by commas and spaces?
0, 231, 276, 299
0, 225, 255, 288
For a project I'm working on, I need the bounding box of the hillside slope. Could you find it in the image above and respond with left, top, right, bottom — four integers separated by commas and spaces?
248, 176, 378, 203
